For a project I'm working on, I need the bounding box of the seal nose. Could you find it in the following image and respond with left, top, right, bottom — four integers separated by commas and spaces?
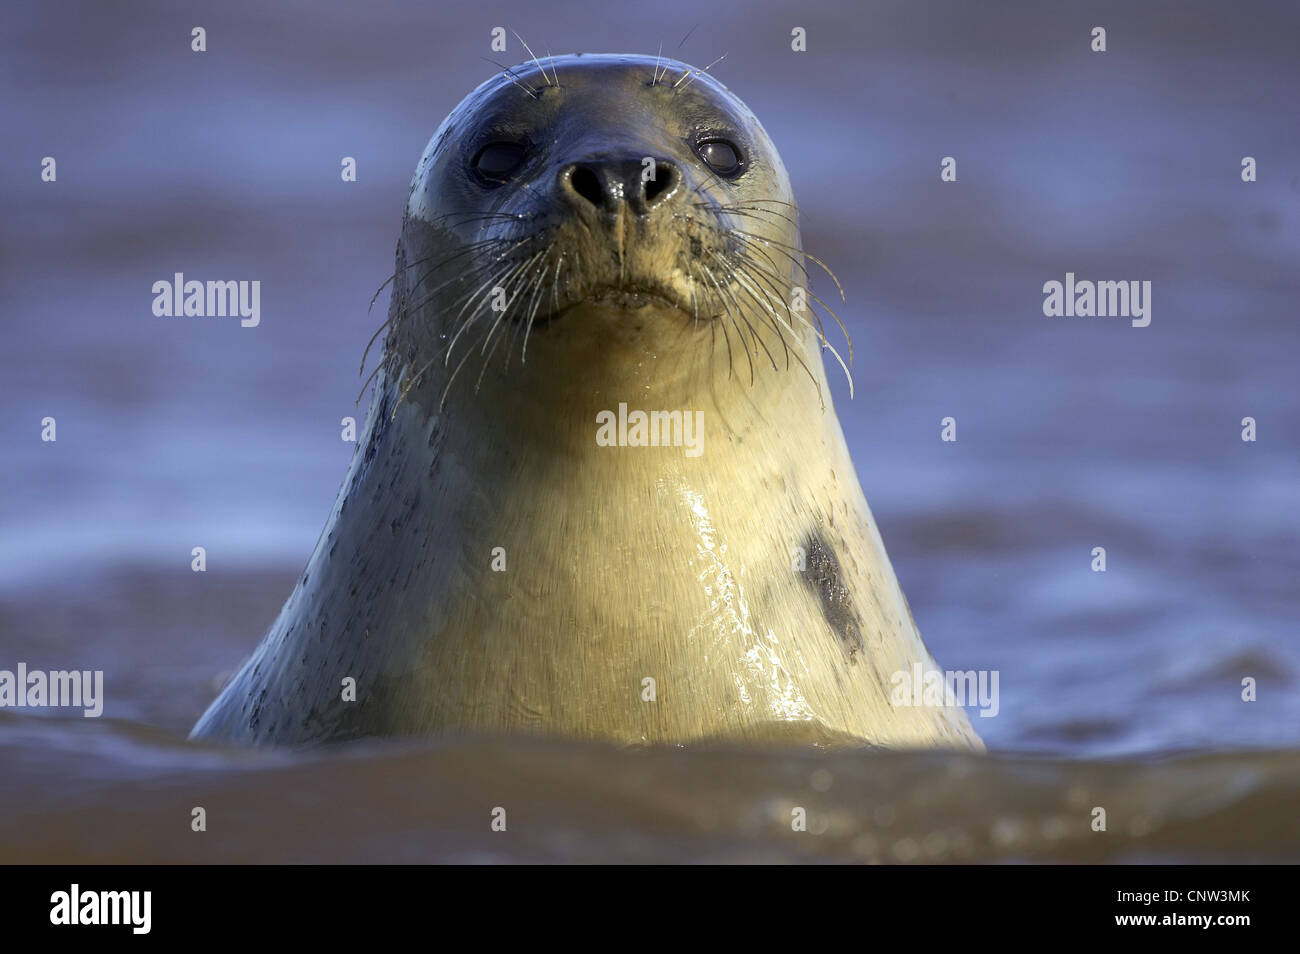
561, 158, 682, 215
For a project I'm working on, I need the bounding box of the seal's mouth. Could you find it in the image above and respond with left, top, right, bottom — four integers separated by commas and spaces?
587, 283, 680, 309
526, 280, 693, 329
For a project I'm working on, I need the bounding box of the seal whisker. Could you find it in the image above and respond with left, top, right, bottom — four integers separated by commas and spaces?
672, 51, 726, 92
707, 308, 719, 369
724, 239, 809, 319
396, 256, 523, 412
358, 241, 515, 386
724, 254, 813, 365
480, 247, 552, 384
543, 45, 559, 87
692, 214, 832, 309
729, 238, 852, 366
696, 202, 800, 229
366, 239, 502, 331
370, 241, 517, 352
714, 224, 812, 288
425, 210, 527, 226
442, 254, 535, 367
354, 358, 388, 407
396, 236, 518, 309
440, 256, 531, 397
671, 209, 830, 360
730, 276, 794, 370
368, 250, 439, 314
705, 272, 736, 380
687, 258, 701, 330
479, 249, 548, 356
820, 337, 854, 397
696, 202, 797, 224
510, 30, 553, 87
720, 232, 836, 344
690, 165, 727, 199
481, 56, 540, 99
361, 254, 502, 381
732, 248, 854, 397
410, 232, 542, 339
421, 212, 529, 238
674, 23, 701, 57
438, 323, 495, 408
520, 251, 564, 364
390, 235, 518, 313
387, 259, 522, 408
474, 257, 542, 398
728, 243, 835, 361
700, 260, 755, 384
719, 254, 794, 370
501, 248, 551, 366
717, 309, 735, 379
508, 247, 558, 369
717, 196, 802, 211
703, 249, 781, 374
725, 226, 846, 305
722, 248, 831, 402
730, 266, 826, 404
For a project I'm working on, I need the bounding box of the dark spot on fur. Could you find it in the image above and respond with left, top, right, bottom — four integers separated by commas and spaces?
801, 530, 865, 663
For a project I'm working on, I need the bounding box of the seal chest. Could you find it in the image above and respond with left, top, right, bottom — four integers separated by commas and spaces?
192, 54, 982, 750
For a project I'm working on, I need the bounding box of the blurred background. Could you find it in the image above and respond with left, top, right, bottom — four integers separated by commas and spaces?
1, 0, 1297, 861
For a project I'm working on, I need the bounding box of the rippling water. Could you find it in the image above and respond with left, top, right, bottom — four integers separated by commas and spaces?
2, 0, 1298, 862
5, 715, 1298, 863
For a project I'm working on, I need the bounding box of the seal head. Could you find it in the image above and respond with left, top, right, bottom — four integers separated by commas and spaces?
385, 53, 814, 404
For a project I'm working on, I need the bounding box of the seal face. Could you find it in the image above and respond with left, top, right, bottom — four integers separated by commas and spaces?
192, 54, 983, 750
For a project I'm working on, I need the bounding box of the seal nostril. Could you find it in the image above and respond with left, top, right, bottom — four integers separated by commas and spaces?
643, 163, 678, 206
569, 166, 605, 208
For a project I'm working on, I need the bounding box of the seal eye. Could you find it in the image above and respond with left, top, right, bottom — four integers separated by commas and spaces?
473, 142, 526, 182
696, 139, 743, 177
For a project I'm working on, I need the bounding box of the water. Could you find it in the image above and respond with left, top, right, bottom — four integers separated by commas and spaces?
2, 0, 1298, 861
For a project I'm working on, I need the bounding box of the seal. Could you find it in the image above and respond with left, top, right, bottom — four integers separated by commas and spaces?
191, 54, 983, 750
